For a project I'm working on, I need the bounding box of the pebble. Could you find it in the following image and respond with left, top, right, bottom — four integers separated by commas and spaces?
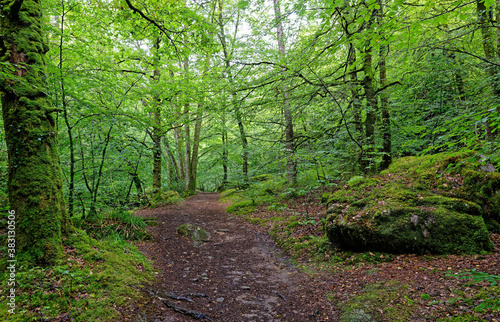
216, 297, 225, 303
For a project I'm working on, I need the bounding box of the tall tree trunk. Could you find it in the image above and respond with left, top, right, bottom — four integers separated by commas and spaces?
360, 9, 377, 174
218, 0, 248, 182
235, 106, 249, 182
186, 108, 203, 194
477, 0, 500, 137
221, 113, 228, 185
184, 103, 192, 191
347, 43, 364, 167
0, 0, 72, 265
378, 0, 391, 170
164, 138, 180, 181
58, 1, 75, 216
273, 0, 296, 184
173, 122, 186, 180
152, 39, 162, 194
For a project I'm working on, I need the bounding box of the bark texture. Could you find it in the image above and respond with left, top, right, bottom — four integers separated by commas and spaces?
0, 0, 72, 265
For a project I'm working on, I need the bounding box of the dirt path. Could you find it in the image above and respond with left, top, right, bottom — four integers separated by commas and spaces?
135, 193, 337, 321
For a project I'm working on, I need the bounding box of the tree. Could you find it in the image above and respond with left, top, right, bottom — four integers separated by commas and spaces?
0, 0, 72, 264
273, 0, 297, 184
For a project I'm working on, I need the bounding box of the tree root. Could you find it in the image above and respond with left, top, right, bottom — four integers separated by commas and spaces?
162, 299, 212, 320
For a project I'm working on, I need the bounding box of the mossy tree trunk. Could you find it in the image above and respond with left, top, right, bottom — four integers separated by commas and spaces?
0, 0, 72, 265
151, 38, 162, 197
360, 5, 377, 174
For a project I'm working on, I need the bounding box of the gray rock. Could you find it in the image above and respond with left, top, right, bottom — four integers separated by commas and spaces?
177, 224, 211, 244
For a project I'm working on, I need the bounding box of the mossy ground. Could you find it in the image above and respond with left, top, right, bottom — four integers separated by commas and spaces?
339, 281, 417, 321
0, 230, 154, 321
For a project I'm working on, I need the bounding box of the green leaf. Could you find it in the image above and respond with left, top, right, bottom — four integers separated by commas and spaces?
484, 0, 495, 8
237, 0, 249, 10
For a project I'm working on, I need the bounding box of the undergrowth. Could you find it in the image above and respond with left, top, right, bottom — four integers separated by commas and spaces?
0, 230, 154, 321
79, 208, 152, 241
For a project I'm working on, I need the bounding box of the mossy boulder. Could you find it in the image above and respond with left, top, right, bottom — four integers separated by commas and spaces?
324, 151, 497, 255
177, 224, 211, 244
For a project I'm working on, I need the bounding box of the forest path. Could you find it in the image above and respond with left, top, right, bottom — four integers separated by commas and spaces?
134, 193, 337, 321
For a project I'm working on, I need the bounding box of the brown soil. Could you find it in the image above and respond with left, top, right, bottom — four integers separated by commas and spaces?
134, 193, 337, 321
132, 192, 500, 321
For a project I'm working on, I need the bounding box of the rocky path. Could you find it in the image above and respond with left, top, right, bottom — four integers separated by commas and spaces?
135, 193, 336, 321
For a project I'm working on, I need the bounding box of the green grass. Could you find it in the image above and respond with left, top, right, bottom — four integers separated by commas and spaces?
0, 230, 154, 321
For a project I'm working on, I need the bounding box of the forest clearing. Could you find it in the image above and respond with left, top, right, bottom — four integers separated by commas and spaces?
1, 0, 500, 320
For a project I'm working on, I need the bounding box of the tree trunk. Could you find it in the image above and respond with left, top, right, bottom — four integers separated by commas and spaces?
361, 49, 376, 173
347, 43, 364, 167
218, 0, 248, 183
221, 113, 228, 185
57, 0, 75, 217
184, 103, 192, 191
0, 0, 72, 265
186, 108, 203, 195
477, 0, 500, 137
152, 39, 162, 194
360, 9, 377, 174
378, 0, 391, 170
235, 107, 249, 182
273, 0, 296, 184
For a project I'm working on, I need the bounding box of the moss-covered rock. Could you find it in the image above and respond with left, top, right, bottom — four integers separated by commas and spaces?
324, 151, 497, 255
177, 224, 211, 244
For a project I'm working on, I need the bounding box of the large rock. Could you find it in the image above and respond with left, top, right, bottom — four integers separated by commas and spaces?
324, 151, 497, 254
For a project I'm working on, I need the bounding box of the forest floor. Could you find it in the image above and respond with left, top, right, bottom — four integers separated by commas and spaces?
131, 192, 500, 321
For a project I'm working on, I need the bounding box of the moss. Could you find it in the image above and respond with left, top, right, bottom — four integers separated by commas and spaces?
146, 189, 181, 208
325, 152, 497, 254
340, 281, 417, 321
346, 176, 364, 187
220, 188, 237, 198
226, 199, 254, 214
1, 0, 73, 265
321, 192, 331, 204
